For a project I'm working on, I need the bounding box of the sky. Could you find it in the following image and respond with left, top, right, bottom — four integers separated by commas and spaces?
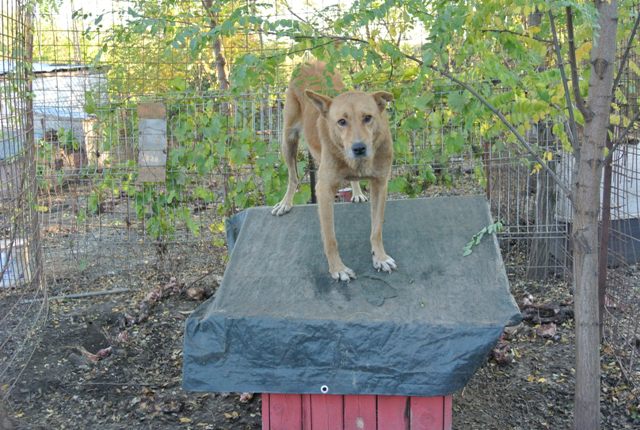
42, 0, 424, 48
47, 0, 353, 29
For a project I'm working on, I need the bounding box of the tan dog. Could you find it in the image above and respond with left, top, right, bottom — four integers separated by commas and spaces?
272, 62, 396, 281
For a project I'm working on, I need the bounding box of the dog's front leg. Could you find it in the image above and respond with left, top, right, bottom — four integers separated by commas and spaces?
370, 177, 396, 273
317, 178, 356, 281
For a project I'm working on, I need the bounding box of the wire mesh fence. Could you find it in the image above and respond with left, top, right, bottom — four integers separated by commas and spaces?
0, 0, 638, 404
603, 141, 640, 384
602, 36, 640, 381
0, 0, 47, 402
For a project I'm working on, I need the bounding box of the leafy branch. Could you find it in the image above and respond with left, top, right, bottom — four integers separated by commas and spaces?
463, 221, 504, 257
422, 62, 572, 198
548, 10, 579, 151
605, 109, 640, 164
479, 28, 553, 44
612, 8, 640, 94
604, 8, 640, 165
279, 31, 573, 197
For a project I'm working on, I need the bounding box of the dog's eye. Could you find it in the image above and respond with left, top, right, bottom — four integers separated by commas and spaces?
337, 118, 347, 127
363, 115, 372, 124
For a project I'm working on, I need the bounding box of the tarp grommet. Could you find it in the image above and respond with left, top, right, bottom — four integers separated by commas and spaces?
320, 385, 329, 394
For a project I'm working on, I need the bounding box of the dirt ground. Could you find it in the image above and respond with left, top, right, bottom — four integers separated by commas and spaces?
1, 237, 639, 429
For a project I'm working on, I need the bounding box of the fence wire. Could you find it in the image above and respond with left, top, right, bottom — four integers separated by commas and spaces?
0, 0, 638, 402
602, 33, 640, 381
0, 0, 47, 402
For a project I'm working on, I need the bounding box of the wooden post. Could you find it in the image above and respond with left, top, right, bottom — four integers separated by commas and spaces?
136, 103, 167, 183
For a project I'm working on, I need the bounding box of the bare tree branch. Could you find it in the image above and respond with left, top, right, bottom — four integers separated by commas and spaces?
549, 10, 580, 151
480, 28, 552, 44
566, 7, 592, 121
283, 0, 310, 25
264, 40, 336, 60
613, 9, 640, 94
201, 0, 229, 91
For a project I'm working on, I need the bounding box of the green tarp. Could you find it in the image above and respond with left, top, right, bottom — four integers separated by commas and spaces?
183, 197, 521, 396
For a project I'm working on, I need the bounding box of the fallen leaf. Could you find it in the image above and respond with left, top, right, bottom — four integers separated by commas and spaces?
116, 331, 129, 344
491, 335, 512, 366
76, 346, 100, 363
536, 323, 557, 338
96, 346, 113, 359
224, 411, 240, 420
504, 323, 523, 338
239, 392, 254, 403
159, 400, 183, 414
143, 288, 162, 305
186, 287, 206, 301
605, 295, 617, 309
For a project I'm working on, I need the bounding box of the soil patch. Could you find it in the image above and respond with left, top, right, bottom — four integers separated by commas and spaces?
2, 241, 638, 429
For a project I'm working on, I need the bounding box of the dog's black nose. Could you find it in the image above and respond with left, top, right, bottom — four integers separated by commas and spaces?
352, 142, 367, 157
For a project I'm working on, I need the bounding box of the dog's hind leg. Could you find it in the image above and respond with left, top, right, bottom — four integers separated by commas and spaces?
350, 180, 368, 203
272, 91, 302, 216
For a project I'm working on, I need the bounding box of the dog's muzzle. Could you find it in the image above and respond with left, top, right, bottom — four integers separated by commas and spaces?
351, 141, 367, 158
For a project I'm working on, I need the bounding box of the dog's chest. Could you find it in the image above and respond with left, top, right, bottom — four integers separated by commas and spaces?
344, 162, 376, 180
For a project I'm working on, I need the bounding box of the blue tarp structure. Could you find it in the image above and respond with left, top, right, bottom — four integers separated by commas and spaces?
183, 197, 521, 396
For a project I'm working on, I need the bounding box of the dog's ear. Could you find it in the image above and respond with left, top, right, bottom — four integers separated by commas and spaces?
305, 90, 333, 116
372, 91, 394, 112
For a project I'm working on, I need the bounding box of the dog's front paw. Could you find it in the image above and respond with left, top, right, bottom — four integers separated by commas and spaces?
271, 200, 293, 216
372, 254, 397, 273
330, 266, 356, 282
351, 193, 368, 203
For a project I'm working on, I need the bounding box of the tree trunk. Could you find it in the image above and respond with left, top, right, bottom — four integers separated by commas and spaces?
527, 122, 555, 280
201, 0, 229, 91
213, 36, 229, 91
572, 2, 617, 429
525, 9, 552, 280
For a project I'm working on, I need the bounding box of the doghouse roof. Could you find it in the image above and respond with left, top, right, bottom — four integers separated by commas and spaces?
183, 196, 521, 397
0, 61, 89, 76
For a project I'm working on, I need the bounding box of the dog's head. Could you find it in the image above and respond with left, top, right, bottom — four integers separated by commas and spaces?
305, 89, 393, 164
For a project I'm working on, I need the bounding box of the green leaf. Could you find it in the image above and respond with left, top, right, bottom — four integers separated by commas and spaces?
463, 221, 503, 256
448, 91, 467, 112
169, 77, 187, 91
444, 132, 465, 155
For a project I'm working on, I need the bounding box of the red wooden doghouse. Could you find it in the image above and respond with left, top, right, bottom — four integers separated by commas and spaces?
182, 199, 521, 430
262, 393, 452, 430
